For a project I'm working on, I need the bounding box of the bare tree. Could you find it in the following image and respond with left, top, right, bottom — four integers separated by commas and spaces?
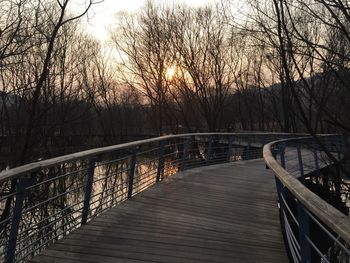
169, 3, 238, 131
20, 0, 100, 163
0, 0, 101, 232
111, 2, 174, 135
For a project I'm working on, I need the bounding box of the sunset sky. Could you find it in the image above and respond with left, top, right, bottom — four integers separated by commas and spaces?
82, 0, 220, 40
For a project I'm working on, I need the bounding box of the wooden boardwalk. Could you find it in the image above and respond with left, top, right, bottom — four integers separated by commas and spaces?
31, 159, 288, 263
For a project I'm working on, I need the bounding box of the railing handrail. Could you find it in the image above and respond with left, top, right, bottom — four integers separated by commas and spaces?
0, 132, 312, 183
263, 135, 350, 244
0, 132, 343, 262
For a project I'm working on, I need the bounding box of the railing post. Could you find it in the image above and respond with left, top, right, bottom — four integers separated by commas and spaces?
127, 146, 138, 198
246, 141, 251, 160
280, 144, 286, 169
6, 176, 36, 263
272, 145, 278, 159
323, 172, 329, 197
336, 136, 343, 161
180, 137, 190, 171
261, 136, 267, 148
81, 157, 97, 225
297, 144, 305, 183
275, 177, 284, 212
206, 136, 213, 165
298, 202, 311, 263
313, 148, 320, 177
227, 135, 233, 162
156, 140, 166, 182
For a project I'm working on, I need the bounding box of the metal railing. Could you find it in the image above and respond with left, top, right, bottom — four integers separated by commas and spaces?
0, 132, 297, 263
264, 135, 350, 263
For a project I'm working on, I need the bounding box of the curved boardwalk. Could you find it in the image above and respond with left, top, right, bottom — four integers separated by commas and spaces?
31, 159, 288, 263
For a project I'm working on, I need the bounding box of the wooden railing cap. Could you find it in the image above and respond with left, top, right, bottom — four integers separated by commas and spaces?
263, 137, 350, 244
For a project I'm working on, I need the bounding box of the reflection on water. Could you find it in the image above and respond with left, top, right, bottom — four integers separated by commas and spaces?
0, 154, 183, 262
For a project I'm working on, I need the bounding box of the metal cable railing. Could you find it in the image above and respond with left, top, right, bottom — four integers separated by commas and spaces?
264, 135, 349, 263
0, 132, 321, 262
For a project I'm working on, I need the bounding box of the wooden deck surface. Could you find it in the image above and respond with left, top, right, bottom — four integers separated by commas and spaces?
31, 159, 288, 263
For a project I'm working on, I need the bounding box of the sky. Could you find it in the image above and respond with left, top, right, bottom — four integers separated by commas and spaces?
82, 0, 219, 41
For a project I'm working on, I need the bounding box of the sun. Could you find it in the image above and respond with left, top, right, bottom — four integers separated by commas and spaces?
165, 65, 176, 80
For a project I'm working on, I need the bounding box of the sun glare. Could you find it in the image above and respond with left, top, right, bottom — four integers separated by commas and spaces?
165, 65, 176, 80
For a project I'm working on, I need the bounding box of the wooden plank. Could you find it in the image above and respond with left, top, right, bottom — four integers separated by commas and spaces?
31, 159, 288, 263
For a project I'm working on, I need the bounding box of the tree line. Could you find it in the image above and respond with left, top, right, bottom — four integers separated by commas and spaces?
0, 0, 349, 166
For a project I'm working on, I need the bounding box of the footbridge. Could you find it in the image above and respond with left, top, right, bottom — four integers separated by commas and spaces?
0, 133, 348, 263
